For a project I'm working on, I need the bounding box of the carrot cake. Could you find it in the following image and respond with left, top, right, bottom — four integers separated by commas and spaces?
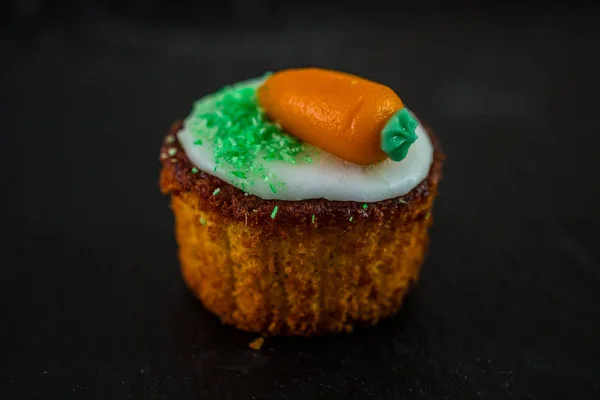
160, 68, 444, 335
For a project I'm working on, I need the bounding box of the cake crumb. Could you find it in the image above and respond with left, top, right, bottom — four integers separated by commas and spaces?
248, 337, 264, 350
165, 135, 176, 144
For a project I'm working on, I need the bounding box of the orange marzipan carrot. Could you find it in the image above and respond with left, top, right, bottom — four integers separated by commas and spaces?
257, 68, 404, 165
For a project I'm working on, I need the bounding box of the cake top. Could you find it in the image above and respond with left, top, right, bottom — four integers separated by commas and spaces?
172, 68, 433, 202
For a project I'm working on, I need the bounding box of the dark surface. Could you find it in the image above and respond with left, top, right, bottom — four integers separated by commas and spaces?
2, 6, 600, 399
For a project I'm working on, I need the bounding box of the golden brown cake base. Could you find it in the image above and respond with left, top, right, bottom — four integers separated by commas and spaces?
160, 121, 443, 336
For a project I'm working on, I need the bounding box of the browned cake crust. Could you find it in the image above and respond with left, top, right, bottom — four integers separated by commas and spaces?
160, 121, 444, 336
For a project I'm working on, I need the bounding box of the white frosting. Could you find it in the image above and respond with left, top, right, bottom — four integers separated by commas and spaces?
177, 78, 434, 202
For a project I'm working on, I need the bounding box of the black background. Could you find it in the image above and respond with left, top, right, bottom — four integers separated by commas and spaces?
2, 1, 600, 399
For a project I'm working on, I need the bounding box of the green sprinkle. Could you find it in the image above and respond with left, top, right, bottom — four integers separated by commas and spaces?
187, 84, 311, 191
398, 198, 407, 204
193, 139, 203, 145
199, 217, 207, 226
362, 203, 368, 210
311, 214, 315, 224
252, 209, 258, 213
165, 135, 175, 144
213, 166, 217, 172
213, 188, 220, 196
269, 183, 277, 194
191, 167, 199, 174
349, 216, 354, 222
167, 148, 177, 157
270, 205, 278, 219
231, 171, 247, 179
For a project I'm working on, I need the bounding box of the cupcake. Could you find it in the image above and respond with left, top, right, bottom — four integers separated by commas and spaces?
160, 68, 443, 336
